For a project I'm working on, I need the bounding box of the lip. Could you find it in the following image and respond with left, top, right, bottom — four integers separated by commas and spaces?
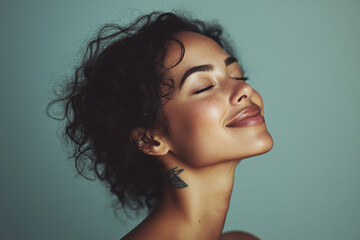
226, 105, 265, 128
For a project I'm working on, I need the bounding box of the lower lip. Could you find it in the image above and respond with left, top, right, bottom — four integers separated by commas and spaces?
228, 113, 265, 128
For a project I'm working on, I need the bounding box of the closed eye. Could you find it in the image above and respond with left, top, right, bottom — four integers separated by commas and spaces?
194, 85, 214, 94
193, 77, 248, 94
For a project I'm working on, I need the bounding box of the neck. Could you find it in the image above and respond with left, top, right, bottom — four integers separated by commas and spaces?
153, 159, 239, 240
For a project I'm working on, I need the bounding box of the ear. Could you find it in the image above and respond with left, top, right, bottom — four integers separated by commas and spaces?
131, 127, 171, 156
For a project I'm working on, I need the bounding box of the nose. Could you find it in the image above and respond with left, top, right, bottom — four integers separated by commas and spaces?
229, 80, 253, 105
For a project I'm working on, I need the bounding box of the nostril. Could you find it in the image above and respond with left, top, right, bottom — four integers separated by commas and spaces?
238, 95, 247, 102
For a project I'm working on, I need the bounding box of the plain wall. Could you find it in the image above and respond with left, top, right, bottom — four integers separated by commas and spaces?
1, 0, 359, 239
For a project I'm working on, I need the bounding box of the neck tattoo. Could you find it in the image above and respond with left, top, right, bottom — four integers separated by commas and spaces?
166, 166, 188, 189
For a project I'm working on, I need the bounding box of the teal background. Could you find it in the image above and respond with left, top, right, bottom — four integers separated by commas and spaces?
1, 0, 359, 239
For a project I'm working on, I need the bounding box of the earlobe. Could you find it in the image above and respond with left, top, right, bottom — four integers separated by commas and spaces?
131, 128, 170, 156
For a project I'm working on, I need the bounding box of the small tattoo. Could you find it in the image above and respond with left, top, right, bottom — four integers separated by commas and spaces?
166, 166, 188, 189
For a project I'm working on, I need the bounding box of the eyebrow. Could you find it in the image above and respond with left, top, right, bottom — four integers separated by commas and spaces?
179, 56, 238, 88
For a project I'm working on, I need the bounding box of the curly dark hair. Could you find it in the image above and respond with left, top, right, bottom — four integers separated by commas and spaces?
47, 11, 236, 215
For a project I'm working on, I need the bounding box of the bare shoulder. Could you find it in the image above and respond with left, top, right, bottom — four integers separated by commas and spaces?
219, 231, 261, 240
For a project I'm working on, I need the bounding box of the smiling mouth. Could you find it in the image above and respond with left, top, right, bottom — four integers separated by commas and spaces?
226, 105, 265, 128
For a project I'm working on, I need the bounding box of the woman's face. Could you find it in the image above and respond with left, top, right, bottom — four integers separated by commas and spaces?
161, 31, 273, 167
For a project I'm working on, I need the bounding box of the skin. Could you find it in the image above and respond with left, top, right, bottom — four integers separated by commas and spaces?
123, 32, 273, 240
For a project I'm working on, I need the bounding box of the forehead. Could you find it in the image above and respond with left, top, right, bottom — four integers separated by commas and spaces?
163, 32, 229, 79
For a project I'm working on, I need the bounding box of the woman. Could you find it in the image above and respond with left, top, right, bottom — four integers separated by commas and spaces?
48, 11, 273, 240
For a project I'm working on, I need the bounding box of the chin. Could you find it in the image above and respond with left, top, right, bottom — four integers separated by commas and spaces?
252, 132, 274, 156
227, 133, 274, 164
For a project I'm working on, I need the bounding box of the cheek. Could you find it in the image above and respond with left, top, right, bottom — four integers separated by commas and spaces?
171, 97, 223, 136
165, 97, 225, 161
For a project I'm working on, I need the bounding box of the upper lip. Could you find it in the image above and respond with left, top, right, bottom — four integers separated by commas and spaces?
226, 104, 261, 127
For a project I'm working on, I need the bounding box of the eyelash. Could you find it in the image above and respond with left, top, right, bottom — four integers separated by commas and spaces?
194, 85, 215, 94
235, 77, 248, 81
193, 77, 249, 94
